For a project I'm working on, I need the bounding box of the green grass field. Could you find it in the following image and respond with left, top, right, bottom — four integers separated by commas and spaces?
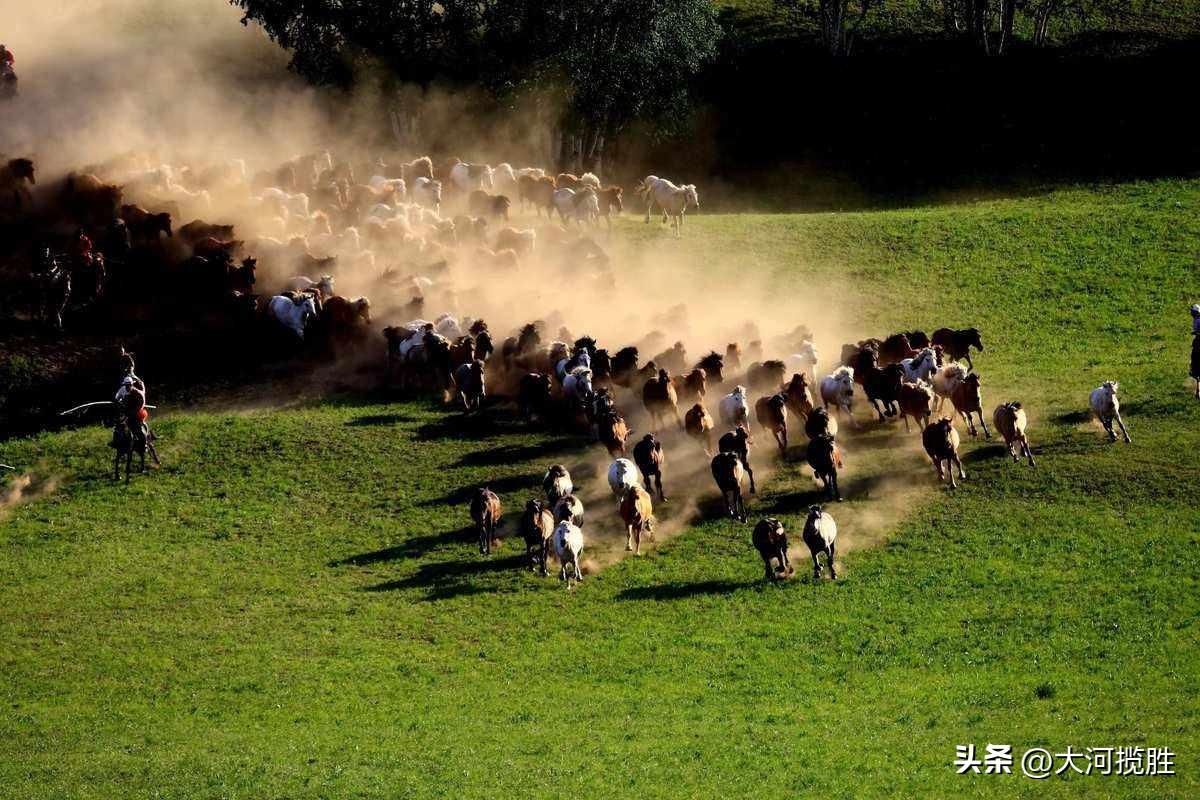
3, 180, 1199, 798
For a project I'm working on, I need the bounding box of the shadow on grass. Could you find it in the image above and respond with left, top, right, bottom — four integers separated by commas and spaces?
345, 413, 417, 427
419, 474, 543, 506
617, 579, 755, 601
452, 437, 584, 468
330, 526, 473, 566
364, 553, 527, 598
413, 408, 535, 442
1056, 410, 1092, 425
962, 443, 1012, 464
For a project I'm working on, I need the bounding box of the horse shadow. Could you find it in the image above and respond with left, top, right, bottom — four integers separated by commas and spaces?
962, 443, 1012, 464
330, 526, 473, 566
617, 579, 755, 601
1056, 410, 1092, 425
419, 474, 543, 506
364, 554, 528, 597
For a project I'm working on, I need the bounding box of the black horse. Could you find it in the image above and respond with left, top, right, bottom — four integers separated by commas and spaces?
111, 417, 160, 483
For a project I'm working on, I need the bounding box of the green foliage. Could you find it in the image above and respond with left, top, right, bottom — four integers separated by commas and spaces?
232, 0, 721, 137
3, 179, 1200, 797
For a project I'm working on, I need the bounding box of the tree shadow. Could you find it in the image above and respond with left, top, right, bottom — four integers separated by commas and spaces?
617, 579, 755, 601
452, 437, 584, 467
419, 474, 543, 506
345, 413, 416, 427
329, 526, 473, 566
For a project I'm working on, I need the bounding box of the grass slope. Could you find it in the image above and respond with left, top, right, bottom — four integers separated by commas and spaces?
3, 180, 1200, 798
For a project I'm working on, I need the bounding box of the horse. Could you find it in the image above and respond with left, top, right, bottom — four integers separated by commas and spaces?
637, 176, 699, 237
268, 294, 318, 339
111, 417, 160, 484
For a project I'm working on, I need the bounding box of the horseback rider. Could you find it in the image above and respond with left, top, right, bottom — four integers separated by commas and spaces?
115, 375, 148, 450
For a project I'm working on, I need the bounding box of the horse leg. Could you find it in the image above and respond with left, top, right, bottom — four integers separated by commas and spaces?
113, 449, 121, 480
744, 458, 756, 495
1024, 438, 1036, 467
655, 473, 666, 502
811, 550, 822, 580
827, 541, 838, 579
125, 450, 132, 484
1102, 415, 1117, 441
625, 523, 634, 552
832, 470, 842, 502
1114, 410, 1131, 443
902, 412, 910, 432
979, 412, 991, 439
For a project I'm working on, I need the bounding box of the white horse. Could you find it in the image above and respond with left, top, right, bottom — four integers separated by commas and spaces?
563, 368, 594, 407
368, 175, 406, 199
790, 340, 820, 384
1090, 381, 1131, 442
555, 351, 591, 382
268, 295, 317, 339
552, 188, 599, 226
820, 367, 856, 424
493, 163, 517, 192
412, 177, 442, 213
719, 385, 751, 428
637, 176, 700, 237
434, 314, 463, 339
931, 362, 968, 411
553, 520, 584, 586
607, 458, 641, 499
900, 347, 939, 383
449, 162, 494, 192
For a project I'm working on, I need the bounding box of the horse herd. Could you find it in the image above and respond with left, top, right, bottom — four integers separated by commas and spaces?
1, 148, 1142, 586
377, 308, 1138, 586
0, 148, 699, 347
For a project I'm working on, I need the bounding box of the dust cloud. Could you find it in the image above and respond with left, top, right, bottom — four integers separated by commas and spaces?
1, 0, 938, 576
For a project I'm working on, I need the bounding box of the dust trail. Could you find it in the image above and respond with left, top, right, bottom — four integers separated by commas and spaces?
0, 472, 61, 521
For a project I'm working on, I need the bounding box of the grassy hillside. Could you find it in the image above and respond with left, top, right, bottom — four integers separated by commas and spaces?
2, 180, 1199, 798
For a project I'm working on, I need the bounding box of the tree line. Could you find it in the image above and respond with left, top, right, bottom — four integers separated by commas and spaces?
232, 0, 1179, 172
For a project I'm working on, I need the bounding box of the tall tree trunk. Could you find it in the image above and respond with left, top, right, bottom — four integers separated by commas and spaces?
997, 0, 1016, 54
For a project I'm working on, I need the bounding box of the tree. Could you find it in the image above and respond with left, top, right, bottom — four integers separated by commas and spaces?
232, 0, 721, 171
776, 0, 881, 56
